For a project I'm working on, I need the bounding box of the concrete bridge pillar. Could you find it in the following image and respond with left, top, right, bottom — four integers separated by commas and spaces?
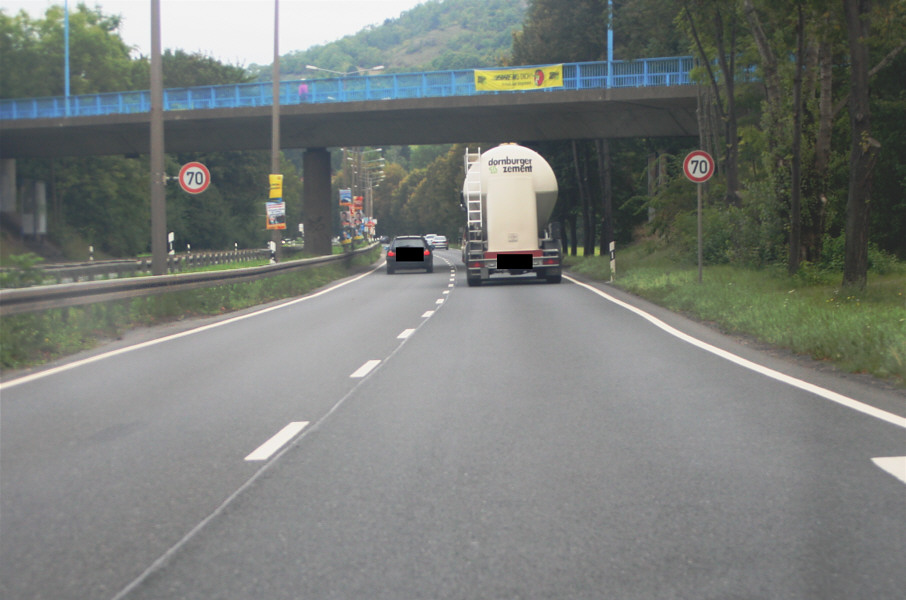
303, 147, 332, 257
1, 159, 16, 215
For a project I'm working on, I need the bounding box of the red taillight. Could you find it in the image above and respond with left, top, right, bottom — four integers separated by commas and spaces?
469, 262, 481, 268
424, 249, 431, 256
544, 258, 557, 265
387, 250, 396, 257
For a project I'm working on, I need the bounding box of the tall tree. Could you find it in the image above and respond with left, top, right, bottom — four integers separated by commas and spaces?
511, 0, 607, 64
596, 139, 614, 257
680, 0, 744, 205
841, 0, 877, 288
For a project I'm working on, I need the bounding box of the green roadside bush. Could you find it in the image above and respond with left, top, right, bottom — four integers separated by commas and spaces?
564, 243, 906, 385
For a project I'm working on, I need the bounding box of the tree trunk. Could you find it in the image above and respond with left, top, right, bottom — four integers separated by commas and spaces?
802, 33, 830, 263
572, 140, 594, 256
568, 213, 578, 257
788, 5, 805, 275
596, 139, 613, 257
842, 0, 876, 289
685, 2, 741, 205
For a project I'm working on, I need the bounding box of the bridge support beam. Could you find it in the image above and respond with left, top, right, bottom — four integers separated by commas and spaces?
1, 159, 15, 215
303, 148, 332, 257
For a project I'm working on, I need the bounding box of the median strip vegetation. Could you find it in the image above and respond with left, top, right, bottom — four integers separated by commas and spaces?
564, 242, 905, 386
0, 247, 381, 370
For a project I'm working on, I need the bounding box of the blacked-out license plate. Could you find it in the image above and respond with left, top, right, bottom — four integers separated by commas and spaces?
496, 253, 533, 269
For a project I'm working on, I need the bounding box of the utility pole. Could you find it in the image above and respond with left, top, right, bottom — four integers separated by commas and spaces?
64, 0, 70, 116
149, 0, 167, 275
270, 0, 282, 261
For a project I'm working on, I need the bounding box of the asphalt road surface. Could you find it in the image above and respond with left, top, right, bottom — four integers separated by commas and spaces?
2, 250, 904, 599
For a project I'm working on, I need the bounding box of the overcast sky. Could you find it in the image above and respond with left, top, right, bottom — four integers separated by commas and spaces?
2, 0, 428, 66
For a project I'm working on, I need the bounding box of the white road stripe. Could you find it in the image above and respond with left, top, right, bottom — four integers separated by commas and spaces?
443, 290, 450, 295
435, 298, 444, 304
564, 274, 906, 430
245, 421, 308, 461
350, 359, 381, 378
397, 329, 415, 339
422, 310, 435, 318
872, 457, 906, 484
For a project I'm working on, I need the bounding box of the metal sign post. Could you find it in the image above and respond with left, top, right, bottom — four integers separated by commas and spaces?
682, 150, 715, 283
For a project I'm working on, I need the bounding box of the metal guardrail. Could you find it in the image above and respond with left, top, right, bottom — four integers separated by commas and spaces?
0, 243, 379, 316
22, 249, 275, 284
0, 57, 694, 120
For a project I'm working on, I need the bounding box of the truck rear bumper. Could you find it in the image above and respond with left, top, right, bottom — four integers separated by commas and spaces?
466, 250, 560, 274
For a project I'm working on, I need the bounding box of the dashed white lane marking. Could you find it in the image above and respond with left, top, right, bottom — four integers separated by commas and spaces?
872, 457, 906, 484
245, 422, 309, 461
350, 359, 381, 378
397, 329, 415, 339
435, 298, 444, 304
422, 310, 435, 318
443, 290, 450, 295
564, 274, 906, 430
448, 283, 454, 287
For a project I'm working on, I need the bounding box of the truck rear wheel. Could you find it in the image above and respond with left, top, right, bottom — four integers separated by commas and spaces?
466, 273, 482, 286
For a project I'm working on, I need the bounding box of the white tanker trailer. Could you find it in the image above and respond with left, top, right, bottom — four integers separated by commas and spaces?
461, 144, 561, 286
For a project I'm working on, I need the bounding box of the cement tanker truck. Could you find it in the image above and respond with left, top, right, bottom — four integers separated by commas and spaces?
461, 144, 561, 286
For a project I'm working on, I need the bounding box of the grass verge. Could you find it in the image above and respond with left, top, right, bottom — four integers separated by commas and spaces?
564, 243, 906, 386
0, 247, 382, 370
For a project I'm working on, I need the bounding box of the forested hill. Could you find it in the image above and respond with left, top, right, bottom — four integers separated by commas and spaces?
250, 0, 528, 80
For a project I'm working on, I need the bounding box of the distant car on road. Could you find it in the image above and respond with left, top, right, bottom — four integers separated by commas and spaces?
386, 235, 434, 274
432, 235, 448, 249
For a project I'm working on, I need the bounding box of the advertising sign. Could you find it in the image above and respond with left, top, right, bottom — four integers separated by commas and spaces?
266, 201, 286, 230
269, 174, 283, 198
474, 65, 563, 92
266, 173, 286, 230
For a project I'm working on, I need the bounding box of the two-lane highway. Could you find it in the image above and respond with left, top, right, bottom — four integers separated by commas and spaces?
2, 250, 904, 599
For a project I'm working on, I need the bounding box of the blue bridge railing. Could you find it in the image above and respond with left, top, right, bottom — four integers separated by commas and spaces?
0, 56, 694, 121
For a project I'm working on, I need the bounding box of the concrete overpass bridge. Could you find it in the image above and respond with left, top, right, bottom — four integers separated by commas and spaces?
0, 57, 699, 254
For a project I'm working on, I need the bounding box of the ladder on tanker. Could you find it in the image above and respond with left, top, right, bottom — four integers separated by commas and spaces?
463, 148, 483, 252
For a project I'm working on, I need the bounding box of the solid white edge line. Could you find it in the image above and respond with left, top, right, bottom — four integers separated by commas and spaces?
871, 457, 906, 484
350, 359, 381, 378
563, 274, 906, 430
1, 263, 384, 391
244, 421, 309, 461
397, 328, 415, 339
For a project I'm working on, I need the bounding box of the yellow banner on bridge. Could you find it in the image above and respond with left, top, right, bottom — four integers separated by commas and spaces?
474, 65, 564, 92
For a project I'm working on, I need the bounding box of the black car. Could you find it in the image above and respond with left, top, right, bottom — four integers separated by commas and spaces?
386, 235, 434, 274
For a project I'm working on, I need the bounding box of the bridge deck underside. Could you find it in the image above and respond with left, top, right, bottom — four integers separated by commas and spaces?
0, 87, 699, 158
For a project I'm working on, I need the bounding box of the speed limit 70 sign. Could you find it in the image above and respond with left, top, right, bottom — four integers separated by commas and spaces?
178, 161, 211, 194
683, 150, 715, 184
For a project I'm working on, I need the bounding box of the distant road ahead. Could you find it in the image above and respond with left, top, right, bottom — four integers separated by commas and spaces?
2, 251, 904, 599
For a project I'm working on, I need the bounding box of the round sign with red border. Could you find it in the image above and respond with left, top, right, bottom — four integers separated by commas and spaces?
178, 161, 211, 194
683, 150, 715, 184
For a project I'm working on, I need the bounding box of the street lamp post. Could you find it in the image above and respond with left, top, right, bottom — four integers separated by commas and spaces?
149, 0, 166, 275
270, 0, 281, 261
64, 0, 70, 116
